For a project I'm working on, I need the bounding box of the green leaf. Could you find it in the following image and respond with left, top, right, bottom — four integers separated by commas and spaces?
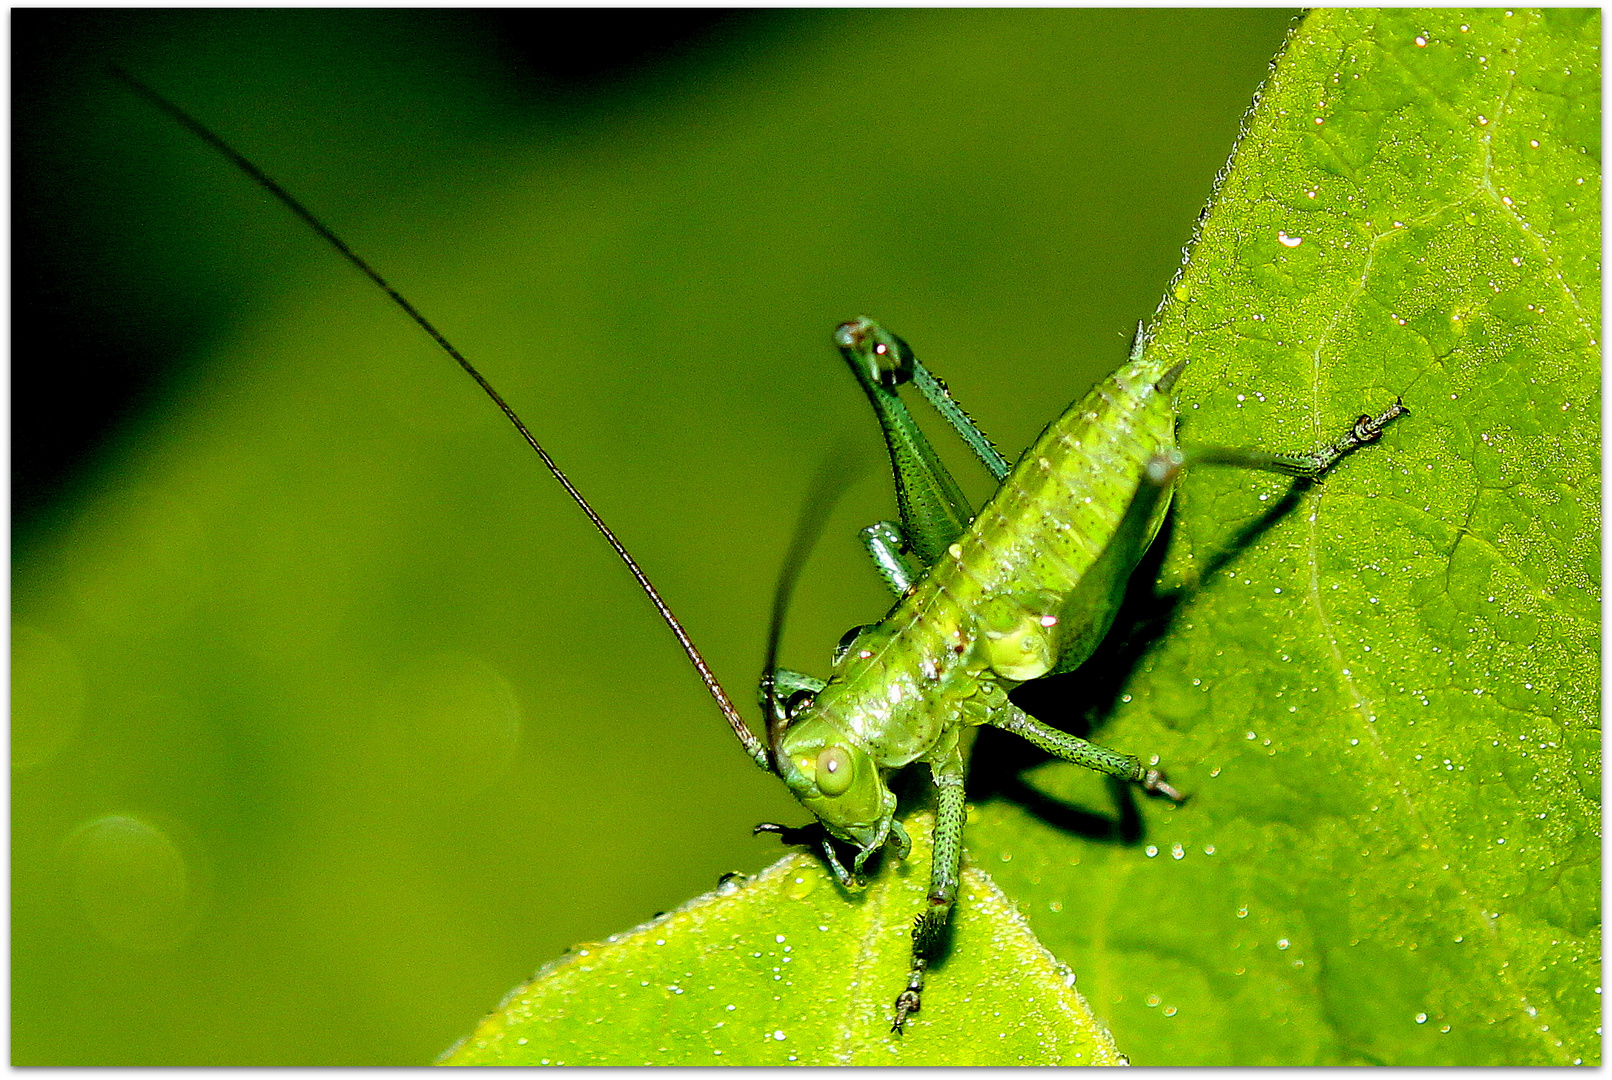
972, 9, 1600, 1066
441, 814, 1121, 1066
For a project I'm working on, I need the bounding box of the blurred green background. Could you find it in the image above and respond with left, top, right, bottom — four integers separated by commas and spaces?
12, 10, 1300, 1065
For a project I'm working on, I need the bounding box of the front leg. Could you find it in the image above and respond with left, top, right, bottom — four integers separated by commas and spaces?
891, 752, 968, 1034
753, 820, 860, 887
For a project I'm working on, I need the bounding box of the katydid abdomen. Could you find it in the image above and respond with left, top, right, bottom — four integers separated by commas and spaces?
806, 343, 1182, 767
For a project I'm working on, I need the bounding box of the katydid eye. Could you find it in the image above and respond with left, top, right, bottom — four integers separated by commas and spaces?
815, 746, 854, 796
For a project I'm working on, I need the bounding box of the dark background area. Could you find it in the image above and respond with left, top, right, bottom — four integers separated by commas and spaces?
13, 9, 781, 542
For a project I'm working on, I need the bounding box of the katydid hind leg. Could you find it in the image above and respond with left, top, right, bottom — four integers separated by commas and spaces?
835, 318, 974, 564
836, 317, 1013, 570
906, 355, 1010, 481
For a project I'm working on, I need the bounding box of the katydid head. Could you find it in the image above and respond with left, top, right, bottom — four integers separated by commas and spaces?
835, 316, 915, 390
772, 699, 897, 865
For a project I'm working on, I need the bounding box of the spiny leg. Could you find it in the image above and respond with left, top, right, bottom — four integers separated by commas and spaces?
987, 704, 1184, 803
837, 318, 1018, 601
891, 754, 968, 1034
1182, 397, 1407, 478
906, 355, 1010, 481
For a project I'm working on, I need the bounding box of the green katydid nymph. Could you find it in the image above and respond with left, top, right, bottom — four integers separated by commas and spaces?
117, 69, 1406, 1036
757, 316, 1403, 1030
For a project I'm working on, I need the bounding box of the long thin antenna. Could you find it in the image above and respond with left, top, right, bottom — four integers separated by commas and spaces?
112, 66, 773, 773
758, 444, 862, 762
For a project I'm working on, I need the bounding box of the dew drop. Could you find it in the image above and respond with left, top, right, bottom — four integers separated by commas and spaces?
63, 814, 196, 950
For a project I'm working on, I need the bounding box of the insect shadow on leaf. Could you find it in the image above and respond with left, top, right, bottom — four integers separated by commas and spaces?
978, 471, 1329, 844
